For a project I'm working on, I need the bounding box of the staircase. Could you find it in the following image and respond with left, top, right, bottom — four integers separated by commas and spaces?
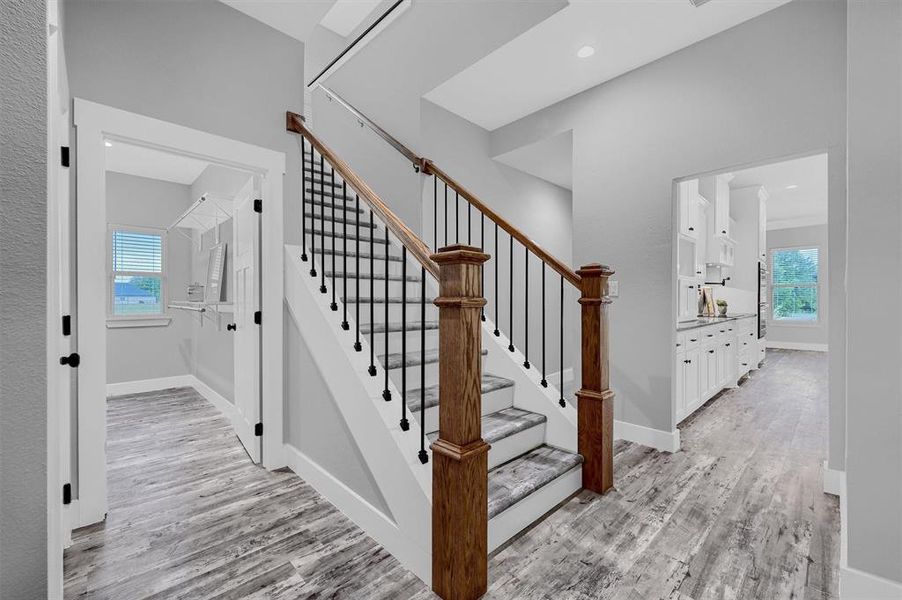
285, 106, 614, 600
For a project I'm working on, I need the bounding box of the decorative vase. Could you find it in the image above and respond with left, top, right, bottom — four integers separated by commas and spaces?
718, 305, 728, 316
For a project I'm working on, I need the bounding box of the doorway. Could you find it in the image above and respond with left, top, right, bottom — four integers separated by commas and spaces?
59, 100, 286, 540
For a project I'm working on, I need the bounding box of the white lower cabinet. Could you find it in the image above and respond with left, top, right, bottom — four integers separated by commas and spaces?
675, 316, 757, 423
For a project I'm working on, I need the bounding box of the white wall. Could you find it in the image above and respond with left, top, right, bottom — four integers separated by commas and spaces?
766, 224, 828, 348
844, 0, 902, 586
491, 1, 848, 451
105, 173, 194, 384
0, 0, 48, 595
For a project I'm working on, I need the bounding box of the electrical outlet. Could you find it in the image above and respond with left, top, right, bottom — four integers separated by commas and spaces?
608, 280, 619, 297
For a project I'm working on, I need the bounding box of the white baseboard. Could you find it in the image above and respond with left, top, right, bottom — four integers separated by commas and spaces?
841, 566, 902, 599
766, 340, 828, 352
106, 374, 194, 397
546, 366, 575, 387
823, 460, 846, 497
189, 375, 238, 422
283, 444, 431, 585
615, 420, 681, 453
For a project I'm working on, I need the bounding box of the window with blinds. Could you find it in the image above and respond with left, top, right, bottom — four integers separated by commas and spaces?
771, 247, 819, 322
110, 228, 165, 317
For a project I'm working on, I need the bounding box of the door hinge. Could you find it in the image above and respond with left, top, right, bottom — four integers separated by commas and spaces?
254, 422, 263, 436
61, 146, 70, 168
60, 353, 80, 368
62, 315, 71, 336
253, 199, 262, 213
254, 311, 262, 325
62, 483, 72, 505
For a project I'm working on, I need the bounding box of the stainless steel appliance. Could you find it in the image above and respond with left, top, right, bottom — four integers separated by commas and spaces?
758, 261, 768, 339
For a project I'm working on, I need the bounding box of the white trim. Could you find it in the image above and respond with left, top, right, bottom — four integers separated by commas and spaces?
546, 366, 575, 387
71, 99, 286, 529
766, 215, 828, 231
766, 340, 828, 352
823, 460, 845, 497
106, 317, 172, 328
187, 375, 238, 424
283, 444, 431, 586
615, 420, 681, 453
106, 375, 194, 398
840, 566, 902, 599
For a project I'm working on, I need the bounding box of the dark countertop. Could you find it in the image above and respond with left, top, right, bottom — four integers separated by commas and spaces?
676, 313, 757, 332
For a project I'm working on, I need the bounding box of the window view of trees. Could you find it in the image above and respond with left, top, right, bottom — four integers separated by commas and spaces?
771, 247, 818, 321
111, 230, 164, 316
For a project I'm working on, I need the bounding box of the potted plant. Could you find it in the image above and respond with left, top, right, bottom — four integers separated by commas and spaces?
716, 299, 728, 316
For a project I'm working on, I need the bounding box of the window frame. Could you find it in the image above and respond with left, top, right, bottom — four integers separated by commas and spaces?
107, 224, 170, 327
769, 245, 820, 326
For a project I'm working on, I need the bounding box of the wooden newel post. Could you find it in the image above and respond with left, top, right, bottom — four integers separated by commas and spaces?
430, 244, 490, 600
576, 263, 615, 494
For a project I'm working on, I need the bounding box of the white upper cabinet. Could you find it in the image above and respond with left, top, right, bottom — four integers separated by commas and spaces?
678, 179, 700, 239
700, 174, 736, 267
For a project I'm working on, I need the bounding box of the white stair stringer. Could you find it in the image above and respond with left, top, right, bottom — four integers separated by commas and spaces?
284, 245, 432, 585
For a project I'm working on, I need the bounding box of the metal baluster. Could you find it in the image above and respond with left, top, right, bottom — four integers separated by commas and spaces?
508, 234, 514, 352
341, 180, 349, 327
523, 248, 530, 368
541, 262, 547, 387
433, 175, 438, 251
400, 248, 409, 430
468, 203, 472, 245
354, 194, 362, 351
309, 149, 317, 277
560, 275, 565, 407
319, 155, 327, 294
368, 209, 376, 376
330, 166, 338, 311
418, 267, 428, 464
493, 223, 500, 337
383, 226, 391, 401
444, 182, 448, 247
455, 190, 459, 243
301, 137, 308, 262
481, 214, 485, 322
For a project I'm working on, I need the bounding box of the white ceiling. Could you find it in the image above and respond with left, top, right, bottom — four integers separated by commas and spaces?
321, 0, 383, 37
219, 1, 337, 42
105, 141, 210, 185
495, 130, 573, 190
425, 0, 792, 131
730, 154, 828, 230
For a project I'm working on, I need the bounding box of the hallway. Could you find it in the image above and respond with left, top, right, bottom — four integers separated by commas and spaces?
64, 350, 837, 599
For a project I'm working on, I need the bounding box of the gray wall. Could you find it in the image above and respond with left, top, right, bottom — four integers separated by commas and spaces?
63, 0, 305, 243
845, 0, 902, 583
106, 173, 194, 384
766, 224, 828, 347
491, 1, 847, 453
0, 0, 48, 596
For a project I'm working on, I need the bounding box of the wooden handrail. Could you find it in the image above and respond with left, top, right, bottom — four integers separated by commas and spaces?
287, 111, 439, 280
423, 160, 582, 289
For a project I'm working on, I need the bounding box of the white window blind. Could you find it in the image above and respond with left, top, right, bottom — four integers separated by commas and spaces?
110, 229, 165, 317
771, 247, 819, 322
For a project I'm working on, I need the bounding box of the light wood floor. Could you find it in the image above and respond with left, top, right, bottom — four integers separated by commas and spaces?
65, 349, 838, 599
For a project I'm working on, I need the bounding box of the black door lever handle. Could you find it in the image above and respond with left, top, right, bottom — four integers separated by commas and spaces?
227, 323, 237, 331
60, 353, 80, 368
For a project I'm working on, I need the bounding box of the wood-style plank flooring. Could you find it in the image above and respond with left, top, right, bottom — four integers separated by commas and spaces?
65, 349, 837, 599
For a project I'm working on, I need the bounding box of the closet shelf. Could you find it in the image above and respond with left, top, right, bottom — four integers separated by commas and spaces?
167, 192, 234, 234
169, 301, 234, 315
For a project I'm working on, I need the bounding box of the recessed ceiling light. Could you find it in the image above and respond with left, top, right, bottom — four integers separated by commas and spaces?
104, 140, 113, 148
577, 45, 595, 59
785, 184, 798, 190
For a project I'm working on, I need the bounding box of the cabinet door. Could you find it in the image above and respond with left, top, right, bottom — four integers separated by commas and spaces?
675, 351, 686, 419
698, 345, 709, 398
725, 340, 737, 384
715, 345, 726, 387
715, 176, 731, 238
685, 349, 700, 411
679, 180, 699, 239
705, 347, 718, 394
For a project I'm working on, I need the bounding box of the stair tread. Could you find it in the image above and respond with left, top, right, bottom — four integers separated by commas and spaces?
407, 373, 512, 412
380, 347, 487, 370
307, 177, 344, 189
306, 228, 390, 245
343, 296, 435, 304
359, 320, 437, 334
317, 248, 403, 262
326, 271, 421, 283
308, 214, 377, 228
426, 407, 546, 445
487, 445, 584, 519
306, 188, 357, 202
305, 199, 363, 213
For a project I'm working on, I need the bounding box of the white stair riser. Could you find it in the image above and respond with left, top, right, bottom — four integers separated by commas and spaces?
387, 353, 486, 388
304, 232, 394, 255
414, 382, 513, 433
330, 277, 423, 298
486, 423, 546, 470
364, 329, 439, 355
353, 303, 439, 324
305, 254, 406, 277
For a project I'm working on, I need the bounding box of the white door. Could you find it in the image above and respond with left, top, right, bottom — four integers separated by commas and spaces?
232, 178, 261, 463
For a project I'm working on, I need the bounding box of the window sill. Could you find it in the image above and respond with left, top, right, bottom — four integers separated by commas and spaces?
107, 317, 172, 329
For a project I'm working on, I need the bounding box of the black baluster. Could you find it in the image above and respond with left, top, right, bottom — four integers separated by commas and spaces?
455, 190, 459, 243
301, 137, 308, 262
433, 175, 438, 251
330, 166, 338, 311
368, 209, 376, 376
341, 180, 349, 328
319, 154, 327, 294
444, 182, 448, 247
468, 202, 472, 245
418, 267, 428, 464
541, 262, 547, 387
354, 194, 362, 352
493, 223, 499, 337
383, 226, 391, 401
481, 214, 485, 322
560, 275, 565, 407
508, 234, 514, 353
309, 148, 317, 277
400, 248, 409, 430
523, 247, 530, 368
